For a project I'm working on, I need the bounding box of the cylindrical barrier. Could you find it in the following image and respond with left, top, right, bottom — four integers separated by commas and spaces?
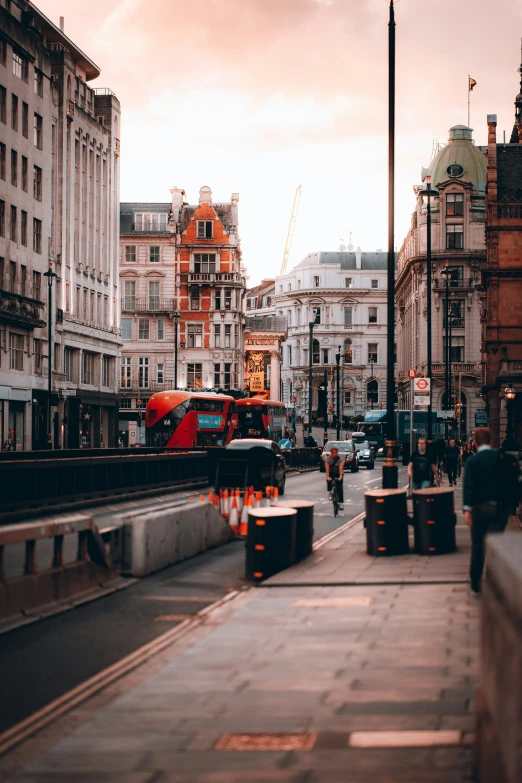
413, 487, 457, 555
277, 499, 314, 562
245, 507, 297, 582
365, 488, 409, 556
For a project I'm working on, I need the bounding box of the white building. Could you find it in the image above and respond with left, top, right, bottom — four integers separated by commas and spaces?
276, 249, 390, 424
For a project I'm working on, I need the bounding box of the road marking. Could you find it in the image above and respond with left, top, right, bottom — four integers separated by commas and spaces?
312, 511, 365, 550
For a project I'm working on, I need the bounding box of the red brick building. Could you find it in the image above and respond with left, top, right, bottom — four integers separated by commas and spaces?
483, 92, 522, 446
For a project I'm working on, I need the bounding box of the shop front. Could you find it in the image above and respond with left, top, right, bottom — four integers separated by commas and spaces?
64, 391, 119, 449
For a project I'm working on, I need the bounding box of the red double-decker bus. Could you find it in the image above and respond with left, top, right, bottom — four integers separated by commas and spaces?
145, 391, 236, 448
235, 397, 286, 442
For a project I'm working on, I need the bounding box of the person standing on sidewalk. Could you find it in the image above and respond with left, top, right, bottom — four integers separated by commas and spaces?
463, 427, 519, 593
408, 437, 440, 490
444, 438, 461, 486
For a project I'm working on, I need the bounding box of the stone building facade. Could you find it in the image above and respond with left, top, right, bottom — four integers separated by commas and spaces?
0, 2, 120, 450
276, 250, 389, 424
395, 126, 487, 440
119, 186, 245, 445
243, 279, 287, 400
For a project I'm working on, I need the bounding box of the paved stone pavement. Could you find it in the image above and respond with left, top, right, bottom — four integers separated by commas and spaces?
5, 476, 480, 783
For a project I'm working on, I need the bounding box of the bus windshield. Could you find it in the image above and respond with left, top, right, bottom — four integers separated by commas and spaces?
147, 400, 190, 447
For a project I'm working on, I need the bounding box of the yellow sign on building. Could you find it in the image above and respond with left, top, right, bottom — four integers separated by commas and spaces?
249, 372, 264, 392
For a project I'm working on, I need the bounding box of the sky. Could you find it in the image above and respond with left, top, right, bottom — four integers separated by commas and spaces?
36, 0, 522, 285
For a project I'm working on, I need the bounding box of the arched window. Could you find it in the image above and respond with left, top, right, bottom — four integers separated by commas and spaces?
344, 338, 353, 364
367, 379, 379, 406
312, 339, 320, 365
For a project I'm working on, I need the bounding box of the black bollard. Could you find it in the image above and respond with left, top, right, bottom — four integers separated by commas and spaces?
277, 499, 314, 562
413, 487, 457, 555
246, 507, 297, 582
365, 488, 409, 556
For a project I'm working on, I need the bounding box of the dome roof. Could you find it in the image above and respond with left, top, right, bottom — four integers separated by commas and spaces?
425, 125, 487, 194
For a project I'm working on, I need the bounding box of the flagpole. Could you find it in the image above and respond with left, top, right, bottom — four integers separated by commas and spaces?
468, 74, 470, 127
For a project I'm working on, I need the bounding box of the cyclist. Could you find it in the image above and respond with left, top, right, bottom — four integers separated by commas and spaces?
325, 446, 344, 510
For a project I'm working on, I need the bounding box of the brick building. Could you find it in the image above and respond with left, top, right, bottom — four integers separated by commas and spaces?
483, 91, 522, 446
119, 186, 245, 444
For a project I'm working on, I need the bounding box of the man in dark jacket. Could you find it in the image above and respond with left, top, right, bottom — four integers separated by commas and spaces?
463, 427, 509, 593
444, 438, 461, 486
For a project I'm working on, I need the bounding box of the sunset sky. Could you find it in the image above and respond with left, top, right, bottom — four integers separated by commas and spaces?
37, 0, 522, 284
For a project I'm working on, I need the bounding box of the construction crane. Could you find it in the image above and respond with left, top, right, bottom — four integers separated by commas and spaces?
280, 184, 301, 275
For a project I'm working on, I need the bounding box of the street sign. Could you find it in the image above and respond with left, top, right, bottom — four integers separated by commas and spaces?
60, 389, 77, 397
407, 369, 416, 379
413, 377, 431, 407
475, 410, 488, 426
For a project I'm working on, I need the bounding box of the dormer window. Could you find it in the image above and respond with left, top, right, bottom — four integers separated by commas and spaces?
135, 213, 168, 231
197, 220, 213, 239
446, 193, 464, 216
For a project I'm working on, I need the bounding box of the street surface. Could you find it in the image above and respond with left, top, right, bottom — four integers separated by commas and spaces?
0, 465, 390, 736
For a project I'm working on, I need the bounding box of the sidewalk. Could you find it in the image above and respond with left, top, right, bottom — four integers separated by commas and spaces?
3, 480, 479, 783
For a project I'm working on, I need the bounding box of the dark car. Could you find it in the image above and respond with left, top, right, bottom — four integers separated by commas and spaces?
320, 440, 359, 473
226, 439, 286, 494
353, 438, 375, 470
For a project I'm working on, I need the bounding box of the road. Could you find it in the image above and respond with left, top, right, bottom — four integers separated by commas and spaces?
0, 464, 394, 735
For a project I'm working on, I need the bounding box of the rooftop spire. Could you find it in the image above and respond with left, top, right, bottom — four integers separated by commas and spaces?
510, 42, 522, 143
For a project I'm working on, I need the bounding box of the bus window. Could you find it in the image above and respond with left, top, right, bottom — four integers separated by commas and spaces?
146, 400, 190, 447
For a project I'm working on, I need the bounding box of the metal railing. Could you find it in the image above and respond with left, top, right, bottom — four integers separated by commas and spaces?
432, 362, 479, 373
187, 272, 243, 285
121, 297, 175, 313
434, 278, 473, 289
64, 312, 120, 335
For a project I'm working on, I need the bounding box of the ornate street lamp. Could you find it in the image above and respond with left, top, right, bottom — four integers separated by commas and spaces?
171, 311, 181, 390
308, 321, 314, 436
43, 262, 57, 448
440, 264, 455, 412
504, 385, 516, 445
419, 174, 438, 446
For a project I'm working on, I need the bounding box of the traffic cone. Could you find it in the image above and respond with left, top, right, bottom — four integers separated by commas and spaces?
272, 486, 279, 505
261, 486, 271, 508
239, 491, 250, 537
254, 490, 263, 509
229, 495, 239, 535
208, 490, 214, 504
213, 492, 220, 510
223, 488, 230, 519
236, 488, 242, 513
199, 494, 205, 502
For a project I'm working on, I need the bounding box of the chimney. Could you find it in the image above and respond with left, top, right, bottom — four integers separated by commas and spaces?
355, 246, 362, 269
487, 115, 498, 203
170, 186, 185, 223
59, 16, 64, 31
199, 186, 212, 206
230, 192, 239, 227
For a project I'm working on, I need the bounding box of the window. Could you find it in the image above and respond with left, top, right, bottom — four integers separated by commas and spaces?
0, 41, 5, 66
344, 307, 353, 326
368, 306, 378, 324
312, 338, 320, 364
9, 261, 16, 292
368, 343, 378, 363
120, 398, 131, 409
447, 164, 464, 178
261, 295, 271, 307
288, 345, 292, 366
138, 319, 150, 340
223, 362, 231, 388
0, 85, 5, 123
443, 336, 464, 363
20, 210, 27, 245
371, 279, 379, 289
224, 288, 232, 310
449, 266, 464, 287
344, 338, 353, 364
19, 264, 26, 296
187, 323, 203, 348
445, 299, 465, 328
322, 349, 329, 364
121, 318, 132, 340
124, 245, 136, 263
0, 202, 3, 237
64, 348, 74, 382
157, 319, 164, 340
214, 323, 221, 347
33, 165, 42, 200
0, 143, 5, 179
148, 281, 160, 310
120, 357, 131, 388
197, 220, 213, 239
446, 224, 464, 250
193, 253, 216, 273
21, 155, 27, 190
344, 390, 352, 405
214, 363, 221, 387
313, 276, 320, 287
34, 69, 43, 97
224, 324, 231, 348
187, 363, 203, 389
32, 271, 41, 300
234, 323, 239, 348
367, 379, 379, 406
123, 280, 136, 310
288, 283, 292, 292
149, 246, 160, 263
9, 333, 24, 370
138, 357, 149, 388
33, 218, 41, 252
12, 52, 28, 81
134, 213, 168, 231
215, 289, 221, 310
313, 307, 321, 325
10, 206, 16, 241
10, 149, 17, 185
21, 101, 28, 137
157, 363, 164, 384
81, 352, 95, 385
33, 113, 42, 148
190, 287, 200, 310
32, 338, 41, 374
11, 93, 17, 130
446, 193, 464, 216
102, 356, 111, 387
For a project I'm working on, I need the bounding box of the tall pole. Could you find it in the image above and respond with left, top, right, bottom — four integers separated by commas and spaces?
43, 263, 57, 449
426, 182, 433, 444
336, 346, 341, 440
448, 304, 453, 413
383, 0, 398, 488
444, 276, 450, 411
172, 312, 180, 390
308, 321, 314, 436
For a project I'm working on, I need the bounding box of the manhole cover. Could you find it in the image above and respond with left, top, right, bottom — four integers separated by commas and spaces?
215, 733, 317, 751
292, 597, 374, 608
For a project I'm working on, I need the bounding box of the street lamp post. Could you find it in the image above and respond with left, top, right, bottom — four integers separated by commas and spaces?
504, 385, 516, 446
419, 175, 438, 446
383, 0, 398, 488
171, 311, 181, 389
43, 262, 57, 448
336, 346, 341, 439
440, 265, 454, 414
308, 321, 314, 436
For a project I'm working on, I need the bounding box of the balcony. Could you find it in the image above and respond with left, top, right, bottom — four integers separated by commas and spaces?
119, 380, 175, 394
187, 272, 243, 286
245, 315, 287, 333
0, 289, 45, 329
121, 297, 175, 313
432, 362, 479, 375
434, 278, 474, 290
64, 312, 120, 336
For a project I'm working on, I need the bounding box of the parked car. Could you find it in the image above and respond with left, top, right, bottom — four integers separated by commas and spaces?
354, 439, 375, 470
320, 440, 359, 473
226, 438, 286, 494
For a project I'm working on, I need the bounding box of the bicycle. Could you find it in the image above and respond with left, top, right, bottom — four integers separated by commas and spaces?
331, 478, 340, 517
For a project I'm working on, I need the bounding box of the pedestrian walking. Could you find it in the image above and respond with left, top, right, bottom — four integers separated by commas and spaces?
461, 441, 474, 466
463, 427, 520, 593
444, 438, 461, 486
408, 437, 441, 490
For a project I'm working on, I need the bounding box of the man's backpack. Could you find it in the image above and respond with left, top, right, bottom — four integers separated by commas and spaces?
494, 450, 521, 509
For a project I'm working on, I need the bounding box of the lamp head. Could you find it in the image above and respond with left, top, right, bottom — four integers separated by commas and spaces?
504, 385, 516, 400
440, 264, 453, 280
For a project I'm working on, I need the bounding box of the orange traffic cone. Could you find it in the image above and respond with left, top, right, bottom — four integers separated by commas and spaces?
208, 490, 214, 504
229, 495, 239, 535
222, 488, 230, 518
272, 486, 279, 505
239, 491, 250, 537
254, 490, 263, 509
261, 486, 271, 508
213, 492, 220, 509
236, 488, 242, 513
199, 494, 205, 502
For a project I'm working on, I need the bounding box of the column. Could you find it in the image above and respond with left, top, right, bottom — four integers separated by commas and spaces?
270, 351, 280, 401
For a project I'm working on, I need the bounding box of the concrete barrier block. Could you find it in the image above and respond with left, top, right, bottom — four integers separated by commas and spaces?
122, 501, 232, 577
